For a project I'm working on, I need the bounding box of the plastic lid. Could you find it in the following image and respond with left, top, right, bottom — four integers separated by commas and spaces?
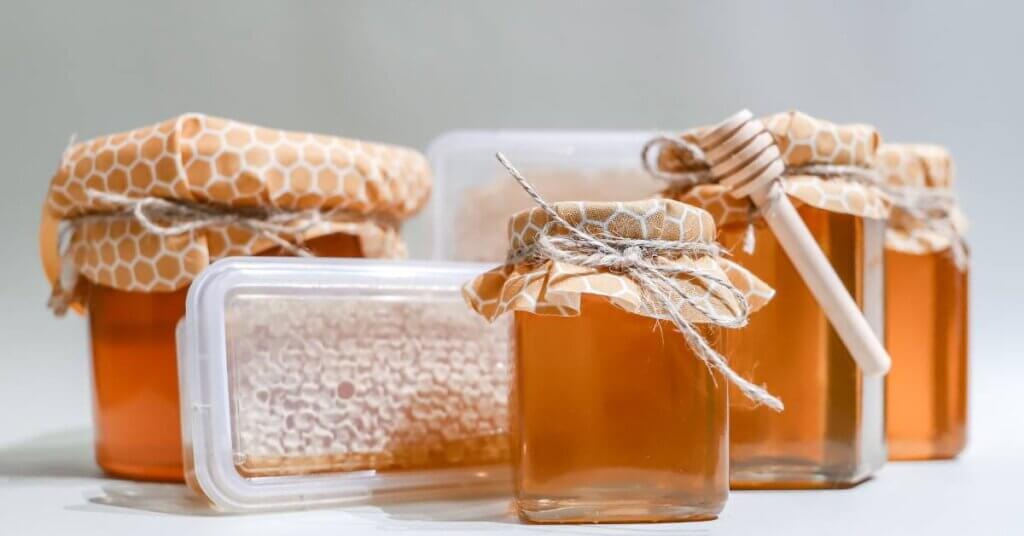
426, 130, 662, 262
178, 257, 510, 512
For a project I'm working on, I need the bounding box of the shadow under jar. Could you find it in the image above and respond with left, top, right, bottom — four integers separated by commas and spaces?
87, 234, 364, 481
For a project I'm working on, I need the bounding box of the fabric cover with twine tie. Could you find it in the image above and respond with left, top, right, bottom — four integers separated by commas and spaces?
875, 144, 969, 265
654, 110, 891, 229
463, 199, 774, 325
40, 113, 432, 311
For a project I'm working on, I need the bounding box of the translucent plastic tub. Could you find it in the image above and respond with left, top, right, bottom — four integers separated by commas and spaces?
177, 257, 511, 511
426, 130, 662, 261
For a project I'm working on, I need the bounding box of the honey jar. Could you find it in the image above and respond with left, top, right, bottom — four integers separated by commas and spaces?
39, 113, 431, 481
876, 144, 969, 460
651, 111, 890, 488
465, 181, 776, 523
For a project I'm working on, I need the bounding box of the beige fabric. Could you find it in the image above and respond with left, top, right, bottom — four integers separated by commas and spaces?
657, 111, 889, 228
463, 199, 774, 323
42, 113, 432, 300
876, 144, 968, 256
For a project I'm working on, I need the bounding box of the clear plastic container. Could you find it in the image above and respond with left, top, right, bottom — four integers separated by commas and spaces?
426, 130, 662, 261
177, 257, 511, 512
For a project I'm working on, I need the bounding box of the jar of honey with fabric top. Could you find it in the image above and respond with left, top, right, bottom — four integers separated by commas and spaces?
464, 161, 777, 523
876, 144, 969, 460
650, 111, 890, 489
39, 113, 432, 481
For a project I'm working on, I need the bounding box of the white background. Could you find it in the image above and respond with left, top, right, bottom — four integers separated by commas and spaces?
2, 1, 1023, 534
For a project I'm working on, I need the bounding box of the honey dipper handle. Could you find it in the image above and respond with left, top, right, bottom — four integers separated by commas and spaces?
750, 182, 891, 376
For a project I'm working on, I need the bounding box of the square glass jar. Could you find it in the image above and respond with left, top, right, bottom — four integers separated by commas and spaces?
511, 294, 728, 523
885, 250, 968, 459
721, 207, 887, 488
177, 257, 511, 511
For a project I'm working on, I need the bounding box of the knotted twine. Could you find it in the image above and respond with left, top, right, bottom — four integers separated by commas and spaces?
641, 136, 967, 269
885, 186, 968, 270
641, 135, 879, 254
47, 189, 393, 315
496, 152, 783, 411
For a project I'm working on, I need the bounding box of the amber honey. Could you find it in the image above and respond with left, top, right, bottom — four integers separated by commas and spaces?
720, 206, 886, 489
87, 233, 363, 482
511, 294, 727, 524
885, 250, 968, 460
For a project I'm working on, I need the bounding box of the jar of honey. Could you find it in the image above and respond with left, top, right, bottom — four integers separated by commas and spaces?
464, 194, 776, 523
652, 111, 890, 488
876, 144, 969, 460
40, 114, 431, 481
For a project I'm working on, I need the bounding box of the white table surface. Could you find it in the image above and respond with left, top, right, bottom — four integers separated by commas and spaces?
2, 363, 1021, 536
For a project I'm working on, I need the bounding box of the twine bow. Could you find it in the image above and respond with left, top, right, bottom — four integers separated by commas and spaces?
497, 152, 783, 410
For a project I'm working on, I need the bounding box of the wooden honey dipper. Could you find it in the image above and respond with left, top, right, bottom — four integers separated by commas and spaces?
698, 110, 891, 376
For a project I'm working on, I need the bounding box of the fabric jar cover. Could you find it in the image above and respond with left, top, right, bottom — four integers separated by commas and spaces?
655, 110, 891, 228
40, 113, 432, 311
875, 144, 968, 261
462, 198, 774, 323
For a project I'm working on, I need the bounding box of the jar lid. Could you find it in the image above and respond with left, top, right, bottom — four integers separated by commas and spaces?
877, 144, 954, 189
654, 111, 890, 227
464, 198, 774, 324
178, 257, 510, 512
41, 114, 432, 310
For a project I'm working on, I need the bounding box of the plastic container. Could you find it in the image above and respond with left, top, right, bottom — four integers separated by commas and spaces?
426, 130, 662, 261
177, 257, 511, 511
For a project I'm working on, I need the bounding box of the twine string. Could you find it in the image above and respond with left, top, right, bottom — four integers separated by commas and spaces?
643, 135, 966, 265
496, 152, 782, 410
47, 190, 390, 315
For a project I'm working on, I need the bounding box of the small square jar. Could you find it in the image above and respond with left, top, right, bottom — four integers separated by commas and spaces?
464, 198, 775, 523
426, 130, 662, 261
40, 114, 432, 481
654, 111, 889, 488
877, 144, 969, 460
178, 258, 511, 511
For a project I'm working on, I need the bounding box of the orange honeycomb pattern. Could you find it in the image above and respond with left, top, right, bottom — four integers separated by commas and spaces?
876, 144, 968, 257
42, 114, 431, 298
657, 111, 890, 229
462, 199, 774, 324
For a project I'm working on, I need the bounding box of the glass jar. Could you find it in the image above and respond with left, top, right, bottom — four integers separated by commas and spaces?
87, 233, 363, 481
41, 114, 432, 482
885, 250, 968, 459
653, 111, 891, 488
877, 144, 969, 460
720, 207, 887, 488
512, 294, 727, 523
464, 198, 774, 523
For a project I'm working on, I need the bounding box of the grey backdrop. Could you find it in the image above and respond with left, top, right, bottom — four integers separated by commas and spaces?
2, 1, 1021, 441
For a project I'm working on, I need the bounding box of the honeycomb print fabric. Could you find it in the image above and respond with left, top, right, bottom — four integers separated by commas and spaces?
656, 111, 890, 228
463, 199, 774, 323
876, 144, 969, 257
42, 113, 432, 300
